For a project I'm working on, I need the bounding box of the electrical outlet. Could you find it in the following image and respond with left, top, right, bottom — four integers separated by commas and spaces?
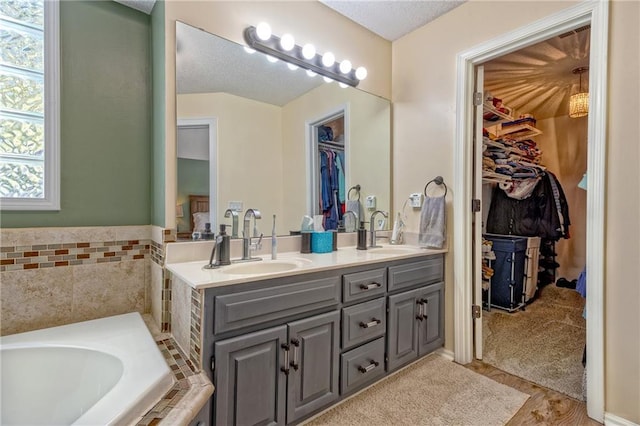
410, 193, 423, 208
365, 195, 376, 209
228, 201, 243, 212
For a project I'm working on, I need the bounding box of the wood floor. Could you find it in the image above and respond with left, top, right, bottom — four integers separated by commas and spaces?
467, 360, 601, 425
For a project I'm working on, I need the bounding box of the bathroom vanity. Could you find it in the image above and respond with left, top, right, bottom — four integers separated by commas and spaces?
167, 246, 445, 425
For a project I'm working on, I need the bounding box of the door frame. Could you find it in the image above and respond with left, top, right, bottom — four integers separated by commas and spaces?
177, 117, 218, 228
452, 1, 608, 421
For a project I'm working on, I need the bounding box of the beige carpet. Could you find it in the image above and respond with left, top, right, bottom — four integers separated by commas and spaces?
304, 355, 528, 426
483, 284, 586, 400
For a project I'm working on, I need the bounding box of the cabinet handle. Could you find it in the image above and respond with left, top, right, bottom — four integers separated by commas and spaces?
420, 299, 429, 320
359, 282, 382, 291
416, 300, 424, 321
358, 360, 380, 374
359, 318, 381, 329
280, 343, 290, 376
290, 338, 300, 371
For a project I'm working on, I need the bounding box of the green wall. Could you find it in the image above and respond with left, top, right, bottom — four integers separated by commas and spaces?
176, 158, 209, 232
151, 0, 165, 227
1, 1, 152, 228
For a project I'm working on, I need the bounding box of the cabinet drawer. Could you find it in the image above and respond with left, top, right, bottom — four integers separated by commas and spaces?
214, 276, 340, 334
388, 256, 444, 292
341, 298, 386, 350
340, 337, 385, 395
342, 268, 387, 303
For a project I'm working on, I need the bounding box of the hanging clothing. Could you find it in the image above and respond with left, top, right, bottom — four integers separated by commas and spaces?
486, 171, 570, 240
318, 146, 345, 230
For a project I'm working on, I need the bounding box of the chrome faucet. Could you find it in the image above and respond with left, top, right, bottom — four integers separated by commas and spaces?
204, 234, 224, 269
241, 208, 262, 261
224, 209, 239, 238
369, 210, 388, 248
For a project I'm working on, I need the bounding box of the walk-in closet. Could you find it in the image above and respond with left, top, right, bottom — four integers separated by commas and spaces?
478, 25, 590, 401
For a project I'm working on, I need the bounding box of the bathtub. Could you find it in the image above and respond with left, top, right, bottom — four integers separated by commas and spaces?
0, 313, 174, 425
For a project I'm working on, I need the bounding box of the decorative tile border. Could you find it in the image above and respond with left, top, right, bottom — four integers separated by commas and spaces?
0, 240, 150, 272
150, 240, 164, 266
162, 272, 172, 333
190, 288, 203, 368
137, 337, 197, 426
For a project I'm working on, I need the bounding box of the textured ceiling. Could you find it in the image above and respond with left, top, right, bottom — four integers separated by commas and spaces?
319, 0, 465, 41
113, 0, 155, 14
483, 26, 591, 120
176, 22, 324, 106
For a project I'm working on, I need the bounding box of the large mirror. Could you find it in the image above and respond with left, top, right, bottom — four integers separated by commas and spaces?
175, 22, 391, 238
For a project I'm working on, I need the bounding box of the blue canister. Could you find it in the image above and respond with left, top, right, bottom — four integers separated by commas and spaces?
311, 232, 333, 253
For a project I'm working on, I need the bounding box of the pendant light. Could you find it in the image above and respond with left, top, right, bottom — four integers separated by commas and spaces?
569, 66, 589, 118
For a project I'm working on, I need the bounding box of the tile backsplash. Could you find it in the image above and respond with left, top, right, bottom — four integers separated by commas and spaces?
0, 225, 158, 336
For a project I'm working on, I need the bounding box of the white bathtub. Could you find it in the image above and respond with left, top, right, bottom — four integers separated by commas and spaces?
0, 313, 174, 425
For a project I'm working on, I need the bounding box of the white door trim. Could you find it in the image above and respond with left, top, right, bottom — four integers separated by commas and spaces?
177, 117, 218, 229
453, 1, 608, 421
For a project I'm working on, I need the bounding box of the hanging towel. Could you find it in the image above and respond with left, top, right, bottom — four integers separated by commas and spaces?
344, 199, 361, 232
419, 195, 446, 249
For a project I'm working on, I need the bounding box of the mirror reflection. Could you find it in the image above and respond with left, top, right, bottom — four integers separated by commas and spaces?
175, 21, 391, 239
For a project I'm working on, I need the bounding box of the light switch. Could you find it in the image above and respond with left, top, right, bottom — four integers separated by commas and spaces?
410, 193, 423, 208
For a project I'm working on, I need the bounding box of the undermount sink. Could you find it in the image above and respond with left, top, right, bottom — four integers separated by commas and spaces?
367, 246, 418, 255
219, 259, 310, 275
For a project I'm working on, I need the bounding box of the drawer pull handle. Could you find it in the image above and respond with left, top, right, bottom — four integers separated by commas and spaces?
359, 318, 381, 329
290, 338, 300, 371
359, 282, 382, 291
416, 300, 424, 321
358, 360, 380, 374
280, 343, 290, 376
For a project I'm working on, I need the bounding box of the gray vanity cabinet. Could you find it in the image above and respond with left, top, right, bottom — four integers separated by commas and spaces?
214, 311, 340, 426
286, 311, 340, 422
214, 326, 287, 426
387, 281, 445, 372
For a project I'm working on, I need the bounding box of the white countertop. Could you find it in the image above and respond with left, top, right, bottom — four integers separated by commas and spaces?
166, 244, 447, 290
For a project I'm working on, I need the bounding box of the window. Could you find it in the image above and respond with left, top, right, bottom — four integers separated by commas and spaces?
0, 0, 59, 210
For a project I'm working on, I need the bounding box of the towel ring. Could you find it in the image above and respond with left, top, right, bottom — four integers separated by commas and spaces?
348, 184, 361, 201
424, 176, 447, 197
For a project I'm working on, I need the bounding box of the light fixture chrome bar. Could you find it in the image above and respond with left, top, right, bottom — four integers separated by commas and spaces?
244, 26, 360, 87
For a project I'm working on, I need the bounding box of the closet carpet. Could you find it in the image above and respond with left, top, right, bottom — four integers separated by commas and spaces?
303, 355, 528, 426
482, 284, 586, 400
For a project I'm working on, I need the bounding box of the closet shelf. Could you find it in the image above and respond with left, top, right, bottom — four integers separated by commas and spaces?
483, 103, 514, 127
497, 123, 542, 141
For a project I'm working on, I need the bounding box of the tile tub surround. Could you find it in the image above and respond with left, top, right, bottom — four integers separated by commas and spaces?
138, 315, 213, 426
0, 226, 152, 336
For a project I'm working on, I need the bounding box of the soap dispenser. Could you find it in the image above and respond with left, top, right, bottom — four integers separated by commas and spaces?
202, 223, 214, 240
357, 221, 367, 250
217, 224, 231, 265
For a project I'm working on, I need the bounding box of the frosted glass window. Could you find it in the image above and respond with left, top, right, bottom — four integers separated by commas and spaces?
0, 0, 59, 209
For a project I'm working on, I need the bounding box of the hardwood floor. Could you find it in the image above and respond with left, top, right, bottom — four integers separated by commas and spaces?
466, 360, 601, 425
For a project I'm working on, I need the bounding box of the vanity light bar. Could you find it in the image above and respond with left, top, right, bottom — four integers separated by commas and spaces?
244, 25, 363, 87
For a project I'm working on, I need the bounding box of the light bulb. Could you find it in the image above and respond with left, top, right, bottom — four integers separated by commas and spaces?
280, 33, 295, 51
287, 63, 299, 71
355, 66, 367, 80
256, 22, 272, 41
306, 69, 317, 77
339, 82, 348, 88
322, 52, 335, 67
266, 55, 278, 63
323, 76, 333, 83
244, 46, 256, 54
339, 60, 352, 74
302, 43, 316, 60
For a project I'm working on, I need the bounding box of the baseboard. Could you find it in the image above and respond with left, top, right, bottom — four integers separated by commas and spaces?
435, 347, 455, 361
605, 412, 640, 426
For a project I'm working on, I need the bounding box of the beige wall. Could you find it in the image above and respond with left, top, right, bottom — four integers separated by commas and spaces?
536, 115, 588, 280
164, 1, 392, 229
393, 0, 639, 422
177, 93, 284, 234
282, 83, 391, 231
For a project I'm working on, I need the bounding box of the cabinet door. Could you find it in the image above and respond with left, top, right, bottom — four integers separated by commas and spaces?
418, 282, 445, 356
214, 326, 287, 426
286, 311, 340, 423
386, 288, 421, 372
